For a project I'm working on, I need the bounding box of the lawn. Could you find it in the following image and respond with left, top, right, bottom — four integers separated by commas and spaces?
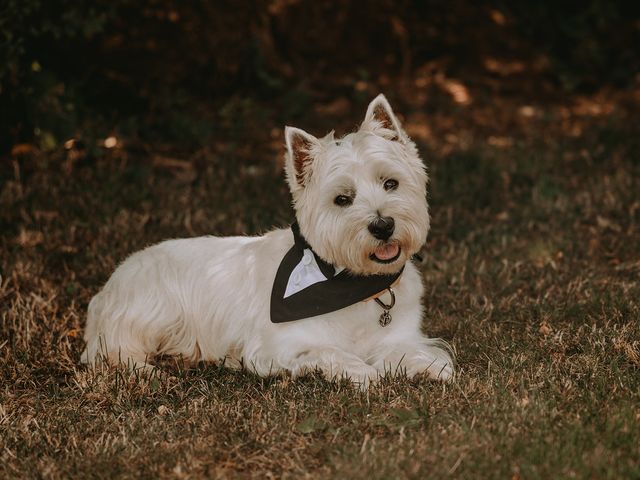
1, 85, 639, 478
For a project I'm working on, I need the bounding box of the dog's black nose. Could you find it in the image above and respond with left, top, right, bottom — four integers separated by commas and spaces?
368, 216, 395, 241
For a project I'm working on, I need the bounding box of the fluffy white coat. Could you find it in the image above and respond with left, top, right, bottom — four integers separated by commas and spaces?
82, 94, 454, 387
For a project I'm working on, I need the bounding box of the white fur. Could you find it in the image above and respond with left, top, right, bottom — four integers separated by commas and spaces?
82, 94, 454, 387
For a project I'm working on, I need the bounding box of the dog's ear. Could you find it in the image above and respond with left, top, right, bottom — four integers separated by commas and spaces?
285, 126, 320, 188
362, 94, 406, 142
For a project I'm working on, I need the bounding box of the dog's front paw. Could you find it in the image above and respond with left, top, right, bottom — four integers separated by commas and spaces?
403, 353, 455, 382
287, 347, 380, 390
379, 343, 455, 382
344, 366, 380, 391
422, 358, 454, 382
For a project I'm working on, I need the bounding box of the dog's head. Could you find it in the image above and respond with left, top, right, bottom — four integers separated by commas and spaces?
284, 94, 430, 276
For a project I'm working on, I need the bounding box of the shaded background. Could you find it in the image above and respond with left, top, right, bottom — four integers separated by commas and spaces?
2, 0, 640, 151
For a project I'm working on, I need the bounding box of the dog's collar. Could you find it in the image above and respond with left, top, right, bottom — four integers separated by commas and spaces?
270, 222, 404, 323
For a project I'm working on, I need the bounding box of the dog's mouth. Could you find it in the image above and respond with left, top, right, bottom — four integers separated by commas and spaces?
369, 242, 401, 264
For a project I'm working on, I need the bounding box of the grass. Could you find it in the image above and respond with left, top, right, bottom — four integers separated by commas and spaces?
1, 87, 639, 478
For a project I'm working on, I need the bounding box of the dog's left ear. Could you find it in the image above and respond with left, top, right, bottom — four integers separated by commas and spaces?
362, 94, 406, 142
284, 126, 320, 189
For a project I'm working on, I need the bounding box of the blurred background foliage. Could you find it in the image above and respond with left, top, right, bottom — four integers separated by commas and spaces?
1, 0, 639, 153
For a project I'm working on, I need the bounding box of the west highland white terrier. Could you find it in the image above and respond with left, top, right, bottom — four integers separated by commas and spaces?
82, 94, 454, 387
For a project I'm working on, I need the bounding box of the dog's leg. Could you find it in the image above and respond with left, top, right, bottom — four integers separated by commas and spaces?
284, 347, 379, 389
83, 336, 156, 372
373, 340, 454, 381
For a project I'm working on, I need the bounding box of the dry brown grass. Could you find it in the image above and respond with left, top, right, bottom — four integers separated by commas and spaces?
2, 87, 639, 478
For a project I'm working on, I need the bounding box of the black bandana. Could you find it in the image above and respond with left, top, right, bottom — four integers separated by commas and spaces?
270, 223, 404, 323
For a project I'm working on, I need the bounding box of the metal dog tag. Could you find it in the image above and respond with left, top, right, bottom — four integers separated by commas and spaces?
374, 288, 395, 327
378, 309, 392, 327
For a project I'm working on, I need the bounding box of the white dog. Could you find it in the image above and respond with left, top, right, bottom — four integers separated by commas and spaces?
82, 94, 454, 387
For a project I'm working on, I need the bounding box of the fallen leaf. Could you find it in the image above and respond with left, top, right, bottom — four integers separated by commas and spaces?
539, 321, 552, 336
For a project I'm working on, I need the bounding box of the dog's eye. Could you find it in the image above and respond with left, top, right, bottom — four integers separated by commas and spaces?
334, 195, 353, 207
384, 179, 399, 191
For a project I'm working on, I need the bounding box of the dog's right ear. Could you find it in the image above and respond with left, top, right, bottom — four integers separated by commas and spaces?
285, 126, 320, 189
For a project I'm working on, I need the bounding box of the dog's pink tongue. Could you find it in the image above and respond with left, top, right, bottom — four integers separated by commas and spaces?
374, 243, 399, 260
